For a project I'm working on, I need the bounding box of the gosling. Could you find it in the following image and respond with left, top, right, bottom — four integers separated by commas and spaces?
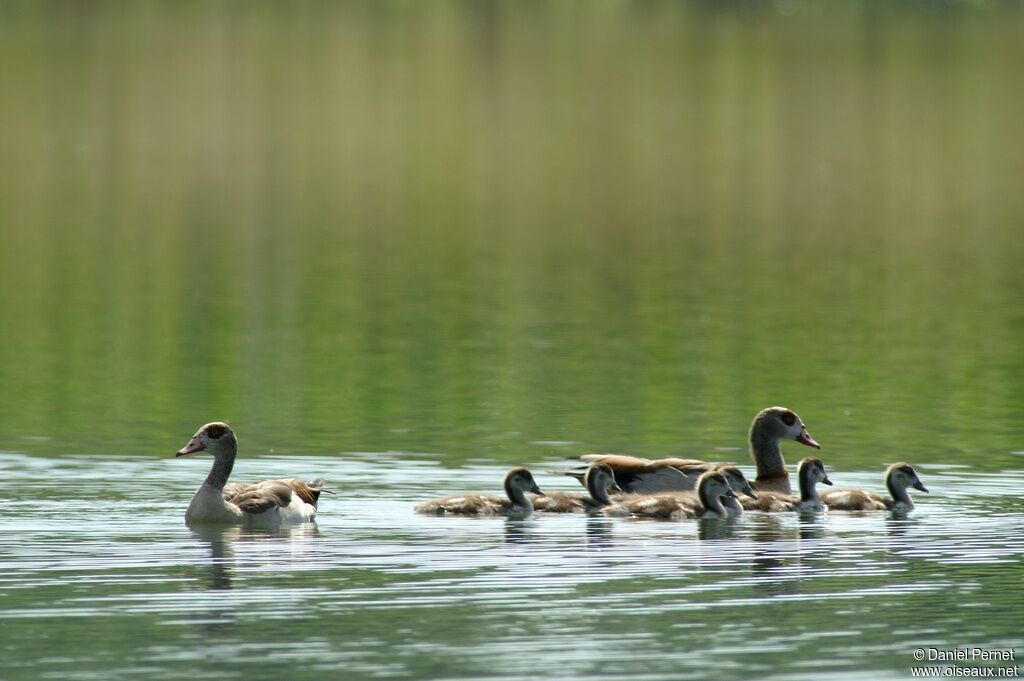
603, 471, 737, 520
821, 462, 928, 511
414, 467, 544, 515
741, 456, 832, 512
533, 463, 620, 513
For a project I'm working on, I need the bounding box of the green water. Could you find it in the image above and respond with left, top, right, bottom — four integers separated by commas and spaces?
1, 3, 1022, 680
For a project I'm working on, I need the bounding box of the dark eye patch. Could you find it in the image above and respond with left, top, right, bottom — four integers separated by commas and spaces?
206, 424, 226, 439
780, 411, 797, 426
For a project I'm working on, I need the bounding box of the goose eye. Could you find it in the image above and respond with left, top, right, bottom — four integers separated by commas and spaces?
780, 411, 797, 426
206, 425, 225, 439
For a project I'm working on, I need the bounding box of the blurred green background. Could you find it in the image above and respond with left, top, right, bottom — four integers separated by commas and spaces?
1, 1, 1022, 467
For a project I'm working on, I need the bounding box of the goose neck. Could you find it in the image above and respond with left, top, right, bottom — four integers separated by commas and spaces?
721, 494, 744, 515
798, 468, 822, 506
698, 483, 727, 516
586, 474, 612, 506
749, 424, 787, 480
886, 476, 915, 509
505, 479, 534, 512
204, 437, 237, 491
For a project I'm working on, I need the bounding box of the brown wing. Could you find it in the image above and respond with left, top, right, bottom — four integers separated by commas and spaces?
531, 492, 589, 513
580, 454, 654, 467
604, 493, 699, 519
653, 458, 712, 468
591, 462, 695, 493
740, 491, 799, 512
279, 478, 326, 507
820, 489, 888, 511
666, 462, 719, 478
223, 480, 294, 515
580, 454, 710, 493
414, 493, 504, 515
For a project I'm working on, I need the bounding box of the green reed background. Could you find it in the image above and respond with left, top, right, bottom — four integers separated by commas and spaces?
1, 1, 1022, 466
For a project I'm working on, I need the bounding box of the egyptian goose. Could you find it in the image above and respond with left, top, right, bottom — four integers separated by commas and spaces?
532, 463, 620, 513
414, 467, 544, 515
741, 456, 832, 512
602, 471, 737, 520
821, 462, 928, 511
577, 406, 820, 495
176, 422, 328, 526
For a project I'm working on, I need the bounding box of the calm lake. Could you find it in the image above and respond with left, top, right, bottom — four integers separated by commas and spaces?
1, 2, 1022, 680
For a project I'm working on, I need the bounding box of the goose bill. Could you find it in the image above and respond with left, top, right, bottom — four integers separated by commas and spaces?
795, 427, 821, 449
176, 437, 205, 457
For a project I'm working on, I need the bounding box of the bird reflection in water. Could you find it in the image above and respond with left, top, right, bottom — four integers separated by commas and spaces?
186, 524, 322, 630
884, 513, 923, 562
797, 511, 826, 541
749, 515, 800, 597
584, 516, 614, 551
503, 517, 538, 545
697, 516, 738, 541
189, 525, 241, 592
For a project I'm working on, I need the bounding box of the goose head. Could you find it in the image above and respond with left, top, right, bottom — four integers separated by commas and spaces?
177, 422, 237, 459
714, 464, 757, 499
584, 463, 621, 503
797, 456, 832, 487
752, 407, 820, 450
885, 462, 928, 495
504, 467, 543, 499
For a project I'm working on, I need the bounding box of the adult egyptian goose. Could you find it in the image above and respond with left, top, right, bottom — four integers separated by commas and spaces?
741, 456, 832, 512
602, 471, 737, 520
414, 467, 544, 515
577, 406, 820, 495
821, 462, 928, 511
175, 422, 328, 527
532, 463, 620, 513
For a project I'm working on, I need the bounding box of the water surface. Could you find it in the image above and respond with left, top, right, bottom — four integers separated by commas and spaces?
2, 453, 1023, 680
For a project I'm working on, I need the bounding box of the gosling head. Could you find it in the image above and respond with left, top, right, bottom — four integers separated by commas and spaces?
584, 463, 621, 505
753, 407, 821, 450
585, 463, 621, 494
697, 471, 738, 502
885, 462, 928, 494
797, 456, 833, 487
176, 422, 236, 458
714, 464, 757, 498
504, 467, 543, 497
